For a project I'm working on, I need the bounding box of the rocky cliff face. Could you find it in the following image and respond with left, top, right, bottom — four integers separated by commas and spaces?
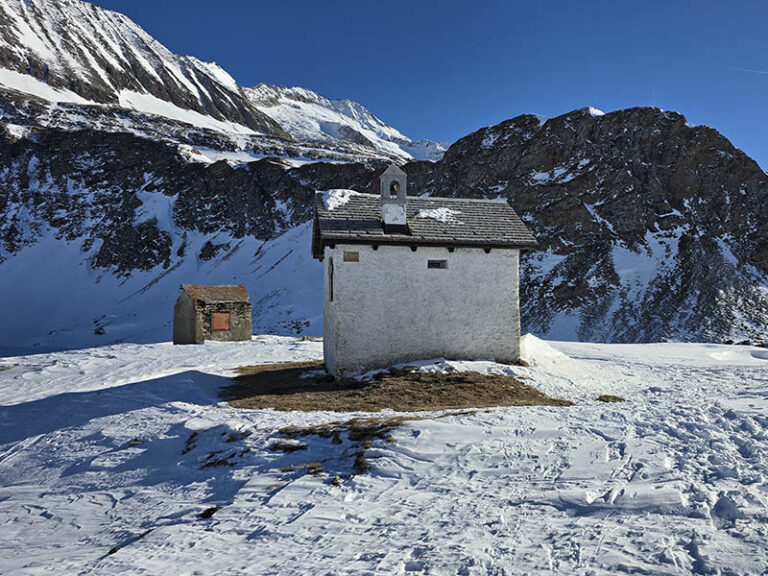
0, 126, 381, 272
403, 107, 768, 343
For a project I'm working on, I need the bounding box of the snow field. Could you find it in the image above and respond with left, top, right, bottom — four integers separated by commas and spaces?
0, 223, 324, 355
0, 336, 767, 574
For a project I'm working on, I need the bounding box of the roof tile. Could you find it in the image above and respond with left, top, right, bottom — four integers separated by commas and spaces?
312, 192, 537, 259
181, 284, 250, 304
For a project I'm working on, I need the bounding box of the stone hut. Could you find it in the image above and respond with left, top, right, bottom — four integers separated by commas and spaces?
311, 164, 537, 379
173, 284, 252, 344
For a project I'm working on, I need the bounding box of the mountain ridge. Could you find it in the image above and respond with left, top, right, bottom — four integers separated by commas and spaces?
0, 0, 443, 162
245, 83, 446, 161
1, 105, 767, 352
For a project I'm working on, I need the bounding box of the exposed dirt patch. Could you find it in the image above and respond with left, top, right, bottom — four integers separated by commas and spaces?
297, 336, 323, 342
226, 362, 571, 477
182, 430, 199, 454
0, 365, 15, 372
200, 450, 238, 468
105, 528, 155, 556
224, 362, 572, 412
596, 394, 625, 403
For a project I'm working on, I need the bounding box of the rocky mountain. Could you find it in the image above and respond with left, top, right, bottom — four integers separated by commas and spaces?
0, 122, 375, 352
0, 0, 442, 163
403, 107, 768, 343
2, 105, 767, 352
0, 0, 765, 353
0, 0, 285, 135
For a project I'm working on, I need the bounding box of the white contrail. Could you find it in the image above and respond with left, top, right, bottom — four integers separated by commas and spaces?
735, 67, 768, 75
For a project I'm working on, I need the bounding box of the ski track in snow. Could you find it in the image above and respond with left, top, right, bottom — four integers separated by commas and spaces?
0, 336, 767, 574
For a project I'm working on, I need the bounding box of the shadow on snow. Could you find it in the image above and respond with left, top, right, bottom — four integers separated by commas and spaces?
0, 370, 225, 445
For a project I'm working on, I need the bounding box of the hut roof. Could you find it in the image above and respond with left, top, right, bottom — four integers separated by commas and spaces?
180, 284, 250, 304
312, 191, 537, 259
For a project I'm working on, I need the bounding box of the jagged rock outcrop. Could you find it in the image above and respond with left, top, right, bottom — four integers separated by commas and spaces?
402, 107, 768, 342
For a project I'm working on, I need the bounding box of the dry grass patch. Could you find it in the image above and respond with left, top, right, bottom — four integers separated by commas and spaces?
224, 362, 572, 412
269, 439, 308, 453
276, 416, 411, 474
226, 362, 573, 476
274, 413, 477, 475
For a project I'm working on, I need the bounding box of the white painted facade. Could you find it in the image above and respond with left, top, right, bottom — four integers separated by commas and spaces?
323, 243, 521, 379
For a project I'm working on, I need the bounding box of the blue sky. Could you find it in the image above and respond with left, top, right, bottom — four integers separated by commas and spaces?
93, 0, 768, 168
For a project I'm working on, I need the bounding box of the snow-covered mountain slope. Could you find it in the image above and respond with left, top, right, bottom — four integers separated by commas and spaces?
246, 84, 446, 161
0, 0, 444, 163
0, 2, 765, 350
0, 0, 286, 135
1, 336, 767, 574
0, 124, 370, 353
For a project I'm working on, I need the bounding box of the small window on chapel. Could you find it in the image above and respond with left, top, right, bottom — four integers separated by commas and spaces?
389, 181, 400, 198
343, 251, 359, 262
211, 312, 231, 331
427, 259, 448, 269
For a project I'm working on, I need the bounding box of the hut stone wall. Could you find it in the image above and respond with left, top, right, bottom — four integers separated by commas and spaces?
193, 301, 252, 343
173, 285, 252, 344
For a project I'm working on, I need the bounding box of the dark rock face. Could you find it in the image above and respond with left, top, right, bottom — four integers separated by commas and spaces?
0, 126, 381, 276
402, 107, 768, 342
1, 105, 766, 344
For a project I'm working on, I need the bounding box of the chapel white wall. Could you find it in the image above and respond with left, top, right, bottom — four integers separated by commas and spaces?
323, 244, 520, 379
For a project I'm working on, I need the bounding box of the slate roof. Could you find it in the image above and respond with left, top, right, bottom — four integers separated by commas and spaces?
181, 284, 250, 304
312, 192, 537, 259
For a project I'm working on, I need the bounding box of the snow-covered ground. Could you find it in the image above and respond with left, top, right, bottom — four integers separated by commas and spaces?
1, 336, 767, 575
